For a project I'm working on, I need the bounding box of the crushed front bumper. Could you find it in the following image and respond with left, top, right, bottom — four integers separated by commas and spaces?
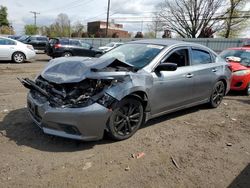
27, 92, 112, 141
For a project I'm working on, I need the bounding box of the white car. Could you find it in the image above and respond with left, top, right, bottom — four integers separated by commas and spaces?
0, 36, 36, 63
98, 42, 123, 53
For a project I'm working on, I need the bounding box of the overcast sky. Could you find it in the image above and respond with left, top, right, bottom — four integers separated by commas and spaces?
1, 0, 250, 37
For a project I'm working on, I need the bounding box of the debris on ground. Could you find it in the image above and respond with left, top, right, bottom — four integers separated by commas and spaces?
231, 118, 237, 121
223, 102, 228, 106
132, 152, 145, 159
82, 162, 92, 170
171, 156, 180, 169
125, 166, 130, 171
1, 109, 9, 113
226, 143, 233, 147
184, 121, 191, 125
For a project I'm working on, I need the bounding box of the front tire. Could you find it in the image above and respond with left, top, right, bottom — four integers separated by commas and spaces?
12, 52, 25, 63
209, 81, 225, 108
107, 98, 144, 141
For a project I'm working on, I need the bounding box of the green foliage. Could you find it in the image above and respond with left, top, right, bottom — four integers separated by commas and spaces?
0, 5, 9, 26
0, 25, 14, 34
24, 24, 38, 35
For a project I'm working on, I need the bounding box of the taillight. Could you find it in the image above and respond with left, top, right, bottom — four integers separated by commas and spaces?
54, 44, 62, 49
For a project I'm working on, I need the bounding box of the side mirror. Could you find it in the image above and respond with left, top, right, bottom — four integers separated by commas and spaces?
155, 63, 177, 72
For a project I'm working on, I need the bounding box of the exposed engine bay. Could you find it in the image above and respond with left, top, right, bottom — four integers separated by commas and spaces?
19, 76, 117, 108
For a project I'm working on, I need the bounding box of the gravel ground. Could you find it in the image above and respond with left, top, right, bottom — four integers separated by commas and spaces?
0, 54, 249, 188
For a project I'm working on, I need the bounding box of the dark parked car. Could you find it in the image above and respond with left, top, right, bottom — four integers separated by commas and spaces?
19, 39, 231, 141
46, 38, 103, 58
18, 35, 48, 52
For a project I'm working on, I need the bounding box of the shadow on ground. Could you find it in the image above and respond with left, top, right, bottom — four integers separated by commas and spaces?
0, 105, 207, 152
228, 163, 250, 188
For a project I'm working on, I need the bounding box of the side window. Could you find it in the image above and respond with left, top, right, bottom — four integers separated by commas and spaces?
80, 42, 91, 49
29, 37, 36, 42
164, 49, 189, 67
69, 40, 81, 46
191, 49, 212, 65
0, 38, 16, 45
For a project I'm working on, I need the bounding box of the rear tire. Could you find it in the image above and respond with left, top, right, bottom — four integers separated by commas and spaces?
245, 83, 250, 96
62, 52, 72, 57
12, 52, 25, 63
209, 81, 225, 108
107, 98, 144, 141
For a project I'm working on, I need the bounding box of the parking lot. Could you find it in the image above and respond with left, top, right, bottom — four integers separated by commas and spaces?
0, 54, 249, 187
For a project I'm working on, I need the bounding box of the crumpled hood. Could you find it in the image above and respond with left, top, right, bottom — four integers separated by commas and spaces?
41, 57, 134, 84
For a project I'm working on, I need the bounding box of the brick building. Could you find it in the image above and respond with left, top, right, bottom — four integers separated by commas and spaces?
87, 21, 130, 38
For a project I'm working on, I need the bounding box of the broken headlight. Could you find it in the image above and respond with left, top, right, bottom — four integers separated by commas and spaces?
97, 93, 118, 109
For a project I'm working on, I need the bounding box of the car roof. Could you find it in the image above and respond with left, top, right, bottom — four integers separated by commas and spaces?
227, 47, 250, 50
129, 39, 189, 46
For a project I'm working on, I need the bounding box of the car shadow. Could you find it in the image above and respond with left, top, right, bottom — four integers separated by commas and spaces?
227, 163, 250, 188
0, 104, 209, 152
143, 104, 207, 128
0, 108, 113, 152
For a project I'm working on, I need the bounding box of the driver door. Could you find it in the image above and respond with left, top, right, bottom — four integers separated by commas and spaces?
149, 47, 195, 116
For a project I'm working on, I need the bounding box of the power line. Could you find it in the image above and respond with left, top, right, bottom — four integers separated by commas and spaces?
30, 11, 40, 26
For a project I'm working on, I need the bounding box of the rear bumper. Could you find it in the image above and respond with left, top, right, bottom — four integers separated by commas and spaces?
25, 50, 36, 61
27, 92, 112, 141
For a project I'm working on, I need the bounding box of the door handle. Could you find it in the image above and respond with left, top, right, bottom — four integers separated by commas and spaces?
186, 73, 194, 78
212, 68, 218, 72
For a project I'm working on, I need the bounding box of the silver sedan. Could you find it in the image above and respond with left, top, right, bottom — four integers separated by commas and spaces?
20, 39, 231, 141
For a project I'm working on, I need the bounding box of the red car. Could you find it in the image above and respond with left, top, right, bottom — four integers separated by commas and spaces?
220, 47, 250, 95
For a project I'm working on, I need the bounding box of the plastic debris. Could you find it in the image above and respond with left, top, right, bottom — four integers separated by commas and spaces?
171, 156, 180, 169
125, 166, 130, 171
82, 162, 92, 170
226, 143, 233, 147
132, 152, 145, 159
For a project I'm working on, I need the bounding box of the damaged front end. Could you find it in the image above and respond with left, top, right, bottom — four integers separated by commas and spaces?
18, 76, 118, 109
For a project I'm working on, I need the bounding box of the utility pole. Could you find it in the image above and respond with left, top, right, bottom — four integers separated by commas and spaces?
106, 0, 110, 37
30, 11, 40, 26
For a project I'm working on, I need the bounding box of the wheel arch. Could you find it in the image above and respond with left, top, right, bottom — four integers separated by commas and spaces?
125, 91, 150, 112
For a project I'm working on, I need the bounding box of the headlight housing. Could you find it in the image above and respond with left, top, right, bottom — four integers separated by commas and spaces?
97, 93, 118, 109
233, 70, 250, 76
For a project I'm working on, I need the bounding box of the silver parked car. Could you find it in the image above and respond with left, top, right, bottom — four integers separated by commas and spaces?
19, 40, 231, 141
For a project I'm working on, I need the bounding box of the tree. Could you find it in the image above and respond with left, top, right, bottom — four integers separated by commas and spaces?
147, 15, 165, 38
49, 13, 71, 37
71, 21, 85, 37
0, 6, 9, 26
0, 25, 14, 34
158, 0, 225, 38
24, 24, 38, 35
219, 0, 249, 38
135, 32, 144, 38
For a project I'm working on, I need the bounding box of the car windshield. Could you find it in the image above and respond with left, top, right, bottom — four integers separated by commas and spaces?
18, 35, 29, 41
220, 49, 250, 66
100, 43, 165, 69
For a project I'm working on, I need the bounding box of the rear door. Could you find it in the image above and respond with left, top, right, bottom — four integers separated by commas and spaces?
0, 38, 16, 60
190, 48, 221, 101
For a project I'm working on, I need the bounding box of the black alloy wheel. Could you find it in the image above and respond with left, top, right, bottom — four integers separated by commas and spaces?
107, 98, 144, 140
209, 81, 225, 108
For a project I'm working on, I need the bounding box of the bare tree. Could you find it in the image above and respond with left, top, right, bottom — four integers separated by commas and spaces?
158, 0, 225, 38
220, 0, 249, 38
147, 15, 165, 38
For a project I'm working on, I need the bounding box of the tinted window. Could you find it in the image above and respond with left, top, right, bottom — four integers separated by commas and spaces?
59, 39, 69, 45
164, 49, 189, 67
69, 40, 81, 46
80, 41, 91, 49
192, 49, 212, 65
0, 38, 16, 45
37, 37, 48, 41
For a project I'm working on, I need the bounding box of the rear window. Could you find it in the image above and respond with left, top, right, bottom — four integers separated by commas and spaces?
69, 40, 81, 46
